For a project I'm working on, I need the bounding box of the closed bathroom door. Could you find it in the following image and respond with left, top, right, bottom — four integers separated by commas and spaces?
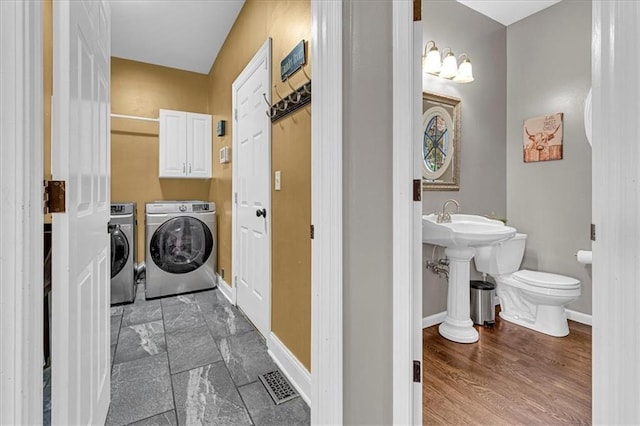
51, 0, 112, 424
233, 39, 272, 339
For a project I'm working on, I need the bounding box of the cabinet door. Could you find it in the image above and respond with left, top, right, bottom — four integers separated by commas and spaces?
159, 109, 187, 177
187, 112, 212, 178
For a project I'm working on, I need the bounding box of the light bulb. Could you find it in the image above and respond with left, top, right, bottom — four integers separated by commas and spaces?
423, 45, 441, 75
440, 50, 457, 79
454, 57, 474, 83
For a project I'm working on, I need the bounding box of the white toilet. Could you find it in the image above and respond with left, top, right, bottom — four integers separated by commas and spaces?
474, 233, 581, 337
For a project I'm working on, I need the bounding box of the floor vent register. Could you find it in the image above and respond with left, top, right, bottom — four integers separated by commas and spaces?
258, 370, 299, 405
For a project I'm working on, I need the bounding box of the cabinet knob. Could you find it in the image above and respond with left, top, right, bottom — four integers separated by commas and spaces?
189, 163, 192, 174
182, 163, 186, 173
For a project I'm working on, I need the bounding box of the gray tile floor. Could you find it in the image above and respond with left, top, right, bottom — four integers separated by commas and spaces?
106, 283, 310, 425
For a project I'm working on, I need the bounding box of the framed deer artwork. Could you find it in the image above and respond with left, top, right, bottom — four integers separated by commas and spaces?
523, 113, 563, 163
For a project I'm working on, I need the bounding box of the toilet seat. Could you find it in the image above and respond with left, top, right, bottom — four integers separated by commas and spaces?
512, 270, 580, 290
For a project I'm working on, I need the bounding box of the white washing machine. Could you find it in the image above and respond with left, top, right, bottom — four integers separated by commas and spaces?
110, 203, 137, 304
145, 201, 216, 299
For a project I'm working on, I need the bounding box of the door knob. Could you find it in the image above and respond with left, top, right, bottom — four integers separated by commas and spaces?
256, 208, 267, 218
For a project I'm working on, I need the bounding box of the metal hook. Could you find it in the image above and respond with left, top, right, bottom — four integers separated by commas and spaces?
302, 81, 312, 95
301, 65, 311, 82
277, 99, 288, 111
288, 91, 301, 104
262, 92, 271, 107
265, 106, 276, 119
285, 74, 295, 92
274, 84, 285, 101
285, 75, 301, 104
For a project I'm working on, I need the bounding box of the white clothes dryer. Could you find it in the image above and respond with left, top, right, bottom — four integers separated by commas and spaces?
110, 203, 137, 304
145, 201, 216, 299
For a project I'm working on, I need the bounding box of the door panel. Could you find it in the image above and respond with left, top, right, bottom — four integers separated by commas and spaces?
159, 110, 187, 177
51, 0, 111, 424
234, 39, 271, 338
187, 112, 212, 178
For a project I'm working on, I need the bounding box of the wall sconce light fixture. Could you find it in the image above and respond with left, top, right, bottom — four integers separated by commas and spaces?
423, 40, 441, 74
422, 40, 474, 83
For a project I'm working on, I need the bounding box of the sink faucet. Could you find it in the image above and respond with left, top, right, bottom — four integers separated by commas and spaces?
437, 199, 460, 223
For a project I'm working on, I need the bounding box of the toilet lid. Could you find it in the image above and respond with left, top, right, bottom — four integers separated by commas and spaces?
513, 270, 580, 290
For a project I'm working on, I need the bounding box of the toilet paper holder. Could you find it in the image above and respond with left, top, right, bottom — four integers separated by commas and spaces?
575, 250, 592, 265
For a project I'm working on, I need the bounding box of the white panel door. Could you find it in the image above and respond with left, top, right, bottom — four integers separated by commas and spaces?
51, 0, 111, 424
233, 39, 271, 338
159, 109, 187, 177
187, 112, 212, 178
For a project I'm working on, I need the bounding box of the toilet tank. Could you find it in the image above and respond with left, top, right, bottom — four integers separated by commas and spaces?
474, 233, 527, 276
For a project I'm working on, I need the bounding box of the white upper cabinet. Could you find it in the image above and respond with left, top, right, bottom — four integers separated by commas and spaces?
159, 109, 212, 178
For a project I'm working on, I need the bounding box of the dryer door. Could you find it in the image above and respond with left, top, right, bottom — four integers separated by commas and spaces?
110, 227, 130, 278
150, 216, 214, 274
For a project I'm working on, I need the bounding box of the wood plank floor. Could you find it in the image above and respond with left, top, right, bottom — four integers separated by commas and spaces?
423, 309, 591, 425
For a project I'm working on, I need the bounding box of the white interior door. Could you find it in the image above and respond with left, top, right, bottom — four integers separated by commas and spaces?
232, 39, 271, 338
51, 0, 111, 424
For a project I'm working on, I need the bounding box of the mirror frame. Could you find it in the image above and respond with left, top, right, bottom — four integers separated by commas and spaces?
422, 91, 461, 191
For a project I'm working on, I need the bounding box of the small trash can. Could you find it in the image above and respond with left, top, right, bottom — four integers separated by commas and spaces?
470, 280, 495, 327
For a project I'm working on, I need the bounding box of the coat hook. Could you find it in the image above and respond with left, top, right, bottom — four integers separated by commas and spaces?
301, 65, 311, 82
285, 76, 301, 104
302, 81, 312, 95
274, 84, 285, 101
262, 92, 271, 107
285, 74, 296, 92
265, 106, 276, 119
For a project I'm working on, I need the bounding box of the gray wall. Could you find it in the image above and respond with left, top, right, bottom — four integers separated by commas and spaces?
507, 0, 592, 314
343, 0, 393, 423
422, 0, 507, 316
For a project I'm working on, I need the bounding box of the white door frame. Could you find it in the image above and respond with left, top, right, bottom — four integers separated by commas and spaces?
591, 1, 640, 423
0, 1, 44, 425
391, 1, 423, 423
231, 37, 272, 330
310, 1, 343, 423
311, 1, 421, 423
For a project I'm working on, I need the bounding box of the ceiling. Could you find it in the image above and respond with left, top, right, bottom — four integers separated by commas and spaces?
110, 0, 560, 74
456, 0, 562, 26
110, 0, 245, 74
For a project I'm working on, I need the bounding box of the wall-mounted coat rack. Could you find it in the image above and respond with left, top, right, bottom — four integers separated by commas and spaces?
264, 73, 311, 123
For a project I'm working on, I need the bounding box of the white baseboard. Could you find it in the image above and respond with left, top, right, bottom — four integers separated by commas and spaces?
216, 274, 236, 304
267, 332, 311, 406
422, 311, 447, 329
423, 307, 592, 328
565, 309, 592, 326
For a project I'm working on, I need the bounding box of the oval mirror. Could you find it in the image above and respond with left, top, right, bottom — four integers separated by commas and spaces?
423, 106, 454, 179
422, 92, 461, 191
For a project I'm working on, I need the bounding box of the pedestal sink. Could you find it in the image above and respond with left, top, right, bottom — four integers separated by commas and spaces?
423, 214, 516, 343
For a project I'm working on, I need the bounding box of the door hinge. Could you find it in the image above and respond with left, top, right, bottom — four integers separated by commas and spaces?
234, 276, 238, 286
43, 180, 66, 214
413, 360, 421, 383
413, 0, 421, 21
590, 223, 596, 241
234, 192, 238, 204
413, 179, 422, 202
234, 108, 238, 121
310, 224, 315, 240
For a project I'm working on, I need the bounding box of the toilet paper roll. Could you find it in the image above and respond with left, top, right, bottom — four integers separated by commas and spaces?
576, 250, 592, 265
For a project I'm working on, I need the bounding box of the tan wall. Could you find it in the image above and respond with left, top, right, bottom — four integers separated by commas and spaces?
111, 58, 211, 262
207, 0, 311, 369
